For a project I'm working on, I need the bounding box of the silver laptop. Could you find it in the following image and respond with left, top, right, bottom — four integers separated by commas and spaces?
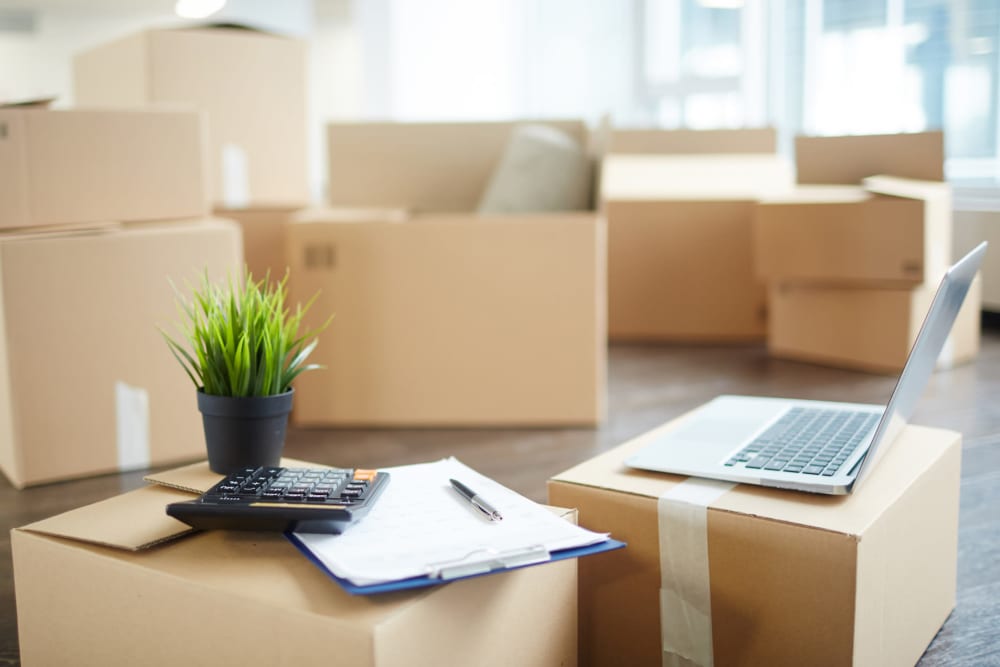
625, 241, 987, 495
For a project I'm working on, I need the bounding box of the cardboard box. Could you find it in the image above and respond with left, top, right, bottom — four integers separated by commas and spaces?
12, 460, 578, 666
0, 108, 208, 230
74, 26, 309, 208
214, 206, 303, 282
548, 415, 961, 667
607, 127, 776, 155
954, 207, 1000, 311
286, 209, 606, 426
600, 148, 794, 341
754, 177, 953, 287
0, 219, 243, 488
795, 131, 945, 184
327, 120, 590, 212
767, 276, 982, 374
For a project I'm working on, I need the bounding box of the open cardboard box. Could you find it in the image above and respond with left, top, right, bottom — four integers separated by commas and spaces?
0, 107, 208, 230
74, 25, 310, 209
548, 411, 961, 667
599, 132, 794, 341
0, 218, 242, 488
12, 458, 578, 666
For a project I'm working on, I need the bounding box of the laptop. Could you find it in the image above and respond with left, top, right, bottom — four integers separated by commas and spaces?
625, 241, 987, 495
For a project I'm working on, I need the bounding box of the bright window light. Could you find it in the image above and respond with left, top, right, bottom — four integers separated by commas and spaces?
174, 0, 226, 19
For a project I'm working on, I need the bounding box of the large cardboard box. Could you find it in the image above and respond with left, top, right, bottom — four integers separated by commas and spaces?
327, 120, 590, 212
0, 219, 243, 488
954, 207, 1000, 311
286, 209, 606, 426
754, 176, 953, 287
548, 414, 961, 667
0, 108, 208, 230
12, 460, 578, 666
74, 26, 309, 208
601, 147, 794, 341
767, 276, 982, 373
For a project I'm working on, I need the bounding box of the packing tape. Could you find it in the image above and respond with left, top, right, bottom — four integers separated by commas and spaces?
115, 381, 150, 471
221, 142, 250, 208
658, 477, 736, 667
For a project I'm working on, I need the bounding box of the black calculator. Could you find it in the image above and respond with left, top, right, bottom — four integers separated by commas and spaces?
166, 466, 390, 534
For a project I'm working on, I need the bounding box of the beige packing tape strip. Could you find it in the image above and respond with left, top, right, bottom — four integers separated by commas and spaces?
658, 478, 737, 667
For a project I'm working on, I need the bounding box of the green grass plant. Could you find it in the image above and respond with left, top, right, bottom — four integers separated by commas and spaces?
162, 270, 330, 397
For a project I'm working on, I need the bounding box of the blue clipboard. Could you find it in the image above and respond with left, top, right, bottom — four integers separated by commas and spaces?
287, 534, 627, 595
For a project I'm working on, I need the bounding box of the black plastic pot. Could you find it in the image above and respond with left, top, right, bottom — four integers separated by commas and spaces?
197, 389, 295, 474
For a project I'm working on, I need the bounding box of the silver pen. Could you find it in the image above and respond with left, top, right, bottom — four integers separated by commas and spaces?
449, 478, 503, 521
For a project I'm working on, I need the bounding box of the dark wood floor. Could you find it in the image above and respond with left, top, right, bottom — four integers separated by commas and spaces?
3, 328, 999, 666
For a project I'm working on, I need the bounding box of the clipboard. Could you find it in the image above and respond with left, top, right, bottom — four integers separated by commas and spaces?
288, 533, 626, 595
288, 457, 626, 595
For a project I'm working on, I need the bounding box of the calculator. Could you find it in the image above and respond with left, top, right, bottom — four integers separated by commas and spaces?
166, 466, 390, 534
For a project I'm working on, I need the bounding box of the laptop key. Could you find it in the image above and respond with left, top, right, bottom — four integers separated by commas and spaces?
802, 465, 825, 475
745, 455, 770, 469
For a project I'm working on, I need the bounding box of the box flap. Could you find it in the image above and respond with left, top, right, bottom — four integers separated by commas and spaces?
18, 485, 195, 551
795, 131, 944, 184
600, 154, 794, 201
863, 174, 951, 200
144, 456, 320, 494
758, 184, 871, 205
290, 207, 410, 225
607, 127, 777, 154
550, 411, 960, 535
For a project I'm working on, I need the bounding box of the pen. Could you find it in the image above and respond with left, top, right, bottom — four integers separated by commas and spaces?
449, 478, 503, 521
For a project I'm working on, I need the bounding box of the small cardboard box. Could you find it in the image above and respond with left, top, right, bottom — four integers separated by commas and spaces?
327, 120, 590, 212
600, 145, 794, 341
548, 414, 961, 667
286, 209, 606, 426
795, 131, 945, 185
0, 107, 208, 230
12, 460, 578, 667
0, 219, 243, 488
754, 176, 953, 287
767, 276, 982, 373
74, 26, 309, 208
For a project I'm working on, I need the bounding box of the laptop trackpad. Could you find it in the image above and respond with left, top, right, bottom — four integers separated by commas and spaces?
670, 398, 787, 448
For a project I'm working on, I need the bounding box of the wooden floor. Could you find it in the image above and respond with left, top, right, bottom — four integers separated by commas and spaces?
3, 326, 1000, 665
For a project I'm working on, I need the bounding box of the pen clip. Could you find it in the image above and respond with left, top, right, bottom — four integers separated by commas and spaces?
428, 544, 550, 580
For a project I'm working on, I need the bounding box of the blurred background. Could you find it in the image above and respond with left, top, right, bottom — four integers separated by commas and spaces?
2, 0, 996, 203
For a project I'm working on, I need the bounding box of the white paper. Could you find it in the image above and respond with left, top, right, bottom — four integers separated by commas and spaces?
115, 381, 150, 471
294, 457, 609, 586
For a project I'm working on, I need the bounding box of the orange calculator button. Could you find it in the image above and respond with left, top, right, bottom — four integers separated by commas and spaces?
353, 469, 377, 482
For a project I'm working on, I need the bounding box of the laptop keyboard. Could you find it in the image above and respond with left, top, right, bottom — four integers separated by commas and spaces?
724, 407, 880, 476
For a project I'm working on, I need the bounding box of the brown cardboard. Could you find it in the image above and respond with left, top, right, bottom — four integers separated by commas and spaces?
12, 466, 578, 667
754, 177, 953, 287
214, 206, 303, 282
548, 413, 961, 667
74, 26, 309, 208
326, 120, 589, 212
954, 208, 1000, 311
286, 209, 606, 426
0, 219, 243, 488
607, 127, 777, 155
600, 150, 794, 341
767, 276, 982, 374
0, 108, 208, 229
795, 131, 945, 184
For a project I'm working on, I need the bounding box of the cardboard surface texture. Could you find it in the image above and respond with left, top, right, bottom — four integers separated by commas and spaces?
214, 206, 303, 282
327, 120, 589, 212
0, 108, 207, 229
287, 209, 606, 426
0, 219, 243, 488
767, 276, 982, 374
548, 412, 961, 667
74, 26, 309, 208
754, 177, 953, 287
795, 131, 945, 184
606, 127, 777, 155
954, 208, 1000, 311
12, 461, 578, 667
600, 140, 793, 341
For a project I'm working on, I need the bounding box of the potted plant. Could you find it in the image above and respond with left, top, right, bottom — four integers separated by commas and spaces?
162, 270, 330, 474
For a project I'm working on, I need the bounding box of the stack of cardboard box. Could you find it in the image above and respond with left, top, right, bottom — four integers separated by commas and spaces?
755, 131, 980, 373
599, 128, 793, 341
74, 25, 311, 281
0, 107, 242, 488
286, 120, 607, 427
